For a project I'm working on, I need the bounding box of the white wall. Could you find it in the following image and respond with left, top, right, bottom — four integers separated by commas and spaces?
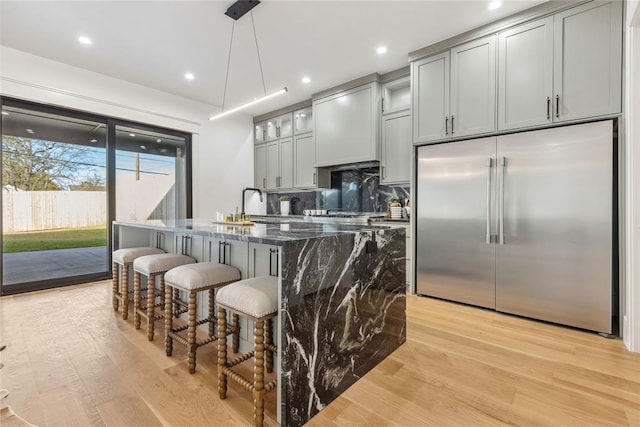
0, 46, 265, 218
624, 0, 640, 353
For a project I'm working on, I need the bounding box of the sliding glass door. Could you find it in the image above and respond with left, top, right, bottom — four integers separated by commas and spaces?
1, 104, 108, 291
0, 99, 191, 295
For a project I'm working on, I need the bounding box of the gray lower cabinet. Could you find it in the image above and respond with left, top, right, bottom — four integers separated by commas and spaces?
174, 233, 204, 261
314, 81, 380, 166
381, 110, 411, 184
203, 237, 249, 280
498, 1, 622, 130
249, 243, 279, 278
412, 34, 496, 143
148, 230, 174, 252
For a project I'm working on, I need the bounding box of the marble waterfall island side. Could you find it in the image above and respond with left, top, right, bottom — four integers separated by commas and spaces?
112, 219, 406, 426
280, 228, 406, 426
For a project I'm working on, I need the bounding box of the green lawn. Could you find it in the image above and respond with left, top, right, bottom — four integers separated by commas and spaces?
2, 226, 107, 253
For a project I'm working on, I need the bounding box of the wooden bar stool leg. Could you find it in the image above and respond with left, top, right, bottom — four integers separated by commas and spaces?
187, 291, 197, 374
217, 306, 228, 399
208, 288, 216, 338
134, 271, 141, 329
165, 284, 174, 357
122, 265, 130, 320
159, 275, 165, 306
173, 288, 181, 318
232, 313, 240, 353
253, 320, 265, 427
147, 274, 156, 341
112, 262, 119, 312
265, 318, 273, 374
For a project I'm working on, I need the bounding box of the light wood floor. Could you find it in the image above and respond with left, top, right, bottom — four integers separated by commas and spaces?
1, 280, 638, 426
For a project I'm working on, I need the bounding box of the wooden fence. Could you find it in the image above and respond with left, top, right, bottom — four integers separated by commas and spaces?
2, 190, 107, 232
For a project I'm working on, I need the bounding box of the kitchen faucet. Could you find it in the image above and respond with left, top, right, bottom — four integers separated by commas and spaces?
241, 187, 263, 217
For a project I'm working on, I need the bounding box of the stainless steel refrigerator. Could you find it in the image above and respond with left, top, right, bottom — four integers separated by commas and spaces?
416, 120, 614, 333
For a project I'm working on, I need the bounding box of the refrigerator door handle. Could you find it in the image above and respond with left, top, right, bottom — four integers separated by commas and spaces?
486, 158, 493, 244
499, 156, 506, 245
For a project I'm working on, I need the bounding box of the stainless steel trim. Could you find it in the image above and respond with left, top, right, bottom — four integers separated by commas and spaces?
486, 158, 493, 244
499, 156, 506, 245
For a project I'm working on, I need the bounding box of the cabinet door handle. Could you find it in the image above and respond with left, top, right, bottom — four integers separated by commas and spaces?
546, 97, 551, 120
277, 127, 280, 138
218, 241, 223, 264
381, 165, 385, 179
313, 172, 316, 184
263, 130, 266, 141
451, 115, 455, 134
208, 240, 212, 262
269, 248, 279, 277
263, 178, 266, 188
445, 116, 449, 135
555, 94, 560, 119
381, 98, 385, 113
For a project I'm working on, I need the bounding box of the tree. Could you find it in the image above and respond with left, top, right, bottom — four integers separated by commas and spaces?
2, 136, 92, 191
69, 172, 106, 191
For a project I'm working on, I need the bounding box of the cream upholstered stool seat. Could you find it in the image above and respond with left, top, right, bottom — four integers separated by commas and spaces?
216, 275, 278, 427
164, 262, 241, 374
112, 247, 165, 320
133, 253, 195, 341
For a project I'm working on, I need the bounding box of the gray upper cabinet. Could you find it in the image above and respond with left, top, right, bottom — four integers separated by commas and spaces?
412, 35, 496, 143
553, 1, 622, 122
294, 133, 315, 188
382, 77, 411, 115
450, 35, 496, 138
264, 137, 293, 191
498, 1, 621, 130
254, 143, 267, 189
254, 122, 267, 143
412, 52, 449, 143
498, 17, 554, 130
314, 82, 380, 167
381, 110, 411, 184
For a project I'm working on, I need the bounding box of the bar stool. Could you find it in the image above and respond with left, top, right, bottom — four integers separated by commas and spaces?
163, 262, 241, 373
133, 253, 196, 341
216, 276, 278, 427
112, 246, 165, 320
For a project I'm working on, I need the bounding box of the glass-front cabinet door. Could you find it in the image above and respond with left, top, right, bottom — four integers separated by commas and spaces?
294, 107, 313, 134
254, 121, 267, 143
277, 113, 293, 138
265, 118, 278, 141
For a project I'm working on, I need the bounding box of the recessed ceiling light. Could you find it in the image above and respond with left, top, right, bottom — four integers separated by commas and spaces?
184, 72, 195, 80
26, 129, 34, 134
376, 46, 387, 55
140, 145, 146, 150
488, 1, 502, 10
78, 36, 92, 45
300, 113, 306, 118
129, 133, 135, 137
156, 138, 162, 143
90, 139, 98, 143
302, 76, 311, 84
1, 111, 8, 116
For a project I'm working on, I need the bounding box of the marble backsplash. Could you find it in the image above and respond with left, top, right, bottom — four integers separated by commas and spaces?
267, 167, 409, 215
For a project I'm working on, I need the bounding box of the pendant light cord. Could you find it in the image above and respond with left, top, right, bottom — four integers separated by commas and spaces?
251, 11, 267, 97
221, 21, 236, 113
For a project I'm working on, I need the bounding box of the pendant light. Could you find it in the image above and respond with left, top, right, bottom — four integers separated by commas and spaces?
209, 1, 287, 121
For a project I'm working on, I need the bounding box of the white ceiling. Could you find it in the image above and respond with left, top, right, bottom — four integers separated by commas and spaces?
0, 0, 547, 117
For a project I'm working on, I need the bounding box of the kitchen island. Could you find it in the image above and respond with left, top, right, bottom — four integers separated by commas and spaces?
113, 218, 406, 426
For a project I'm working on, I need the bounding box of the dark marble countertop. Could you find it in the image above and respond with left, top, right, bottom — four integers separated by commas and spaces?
113, 218, 387, 245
